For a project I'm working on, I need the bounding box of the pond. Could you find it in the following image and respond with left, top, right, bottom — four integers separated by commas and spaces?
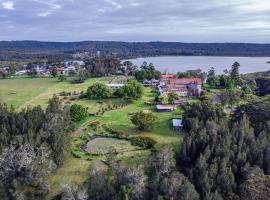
85, 136, 141, 155
128, 56, 270, 74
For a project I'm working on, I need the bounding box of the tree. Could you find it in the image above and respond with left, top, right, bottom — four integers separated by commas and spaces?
58, 74, 67, 82
51, 67, 58, 77
70, 104, 89, 122
220, 89, 241, 109
131, 111, 158, 130
159, 94, 169, 105
208, 67, 216, 77
118, 80, 144, 100
230, 62, 240, 84
168, 92, 179, 104
86, 83, 111, 99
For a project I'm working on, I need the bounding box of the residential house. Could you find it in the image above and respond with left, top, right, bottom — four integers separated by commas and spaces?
159, 74, 202, 97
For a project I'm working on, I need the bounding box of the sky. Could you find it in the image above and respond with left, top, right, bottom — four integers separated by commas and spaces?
0, 0, 270, 43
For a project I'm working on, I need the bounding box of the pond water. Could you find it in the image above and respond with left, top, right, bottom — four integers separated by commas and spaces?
128, 56, 270, 74
86, 136, 139, 154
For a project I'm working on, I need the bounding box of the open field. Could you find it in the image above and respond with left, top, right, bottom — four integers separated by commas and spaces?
0, 77, 112, 109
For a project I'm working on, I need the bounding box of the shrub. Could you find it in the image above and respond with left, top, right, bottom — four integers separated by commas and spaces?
130, 136, 156, 149
131, 111, 158, 130
70, 104, 89, 122
117, 80, 144, 100
86, 83, 111, 99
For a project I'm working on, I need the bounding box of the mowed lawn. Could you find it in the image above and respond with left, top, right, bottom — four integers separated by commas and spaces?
0, 77, 57, 109
0, 77, 111, 109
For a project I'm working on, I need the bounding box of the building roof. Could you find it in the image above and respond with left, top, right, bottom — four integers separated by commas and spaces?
169, 78, 202, 85
161, 74, 174, 79
172, 119, 183, 127
156, 105, 174, 110
106, 84, 124, 87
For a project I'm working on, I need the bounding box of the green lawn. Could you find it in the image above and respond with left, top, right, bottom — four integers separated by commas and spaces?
0, 77, 111, 110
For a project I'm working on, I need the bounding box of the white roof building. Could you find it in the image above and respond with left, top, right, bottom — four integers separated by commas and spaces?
106, 84, 125, 89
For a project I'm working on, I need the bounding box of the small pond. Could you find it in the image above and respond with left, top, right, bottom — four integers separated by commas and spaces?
84, 136, 141, 155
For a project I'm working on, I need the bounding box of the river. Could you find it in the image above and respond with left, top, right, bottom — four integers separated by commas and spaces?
128, 56, 270, 74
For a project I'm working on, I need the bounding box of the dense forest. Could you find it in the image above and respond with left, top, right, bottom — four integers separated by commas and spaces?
1, 41, 270, 60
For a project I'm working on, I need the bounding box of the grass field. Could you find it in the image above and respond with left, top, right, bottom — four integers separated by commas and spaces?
1, 76, 185, 197
0, 76, 111, 109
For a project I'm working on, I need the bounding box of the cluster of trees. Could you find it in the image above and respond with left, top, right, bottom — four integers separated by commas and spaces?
177, 69, 207, 82
135, 62, 161, 81
179, 100, 270, 200
86, 80, 144, 101
70, 104, 89, 122
206, 62, 243, 89
2, 41, 270, 61
0, 96, 73, 199
56, 147, 199, 200
131, 111, 158, 130
159, 92, 180, 105
84, 57, 121, 77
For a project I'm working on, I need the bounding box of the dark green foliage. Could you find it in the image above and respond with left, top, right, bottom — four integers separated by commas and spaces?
182, 101, 225, 131
2, 41, 270, 61
220, 89, 242, 107
255, 77, 270, 96
85, 57, 121, 77
233, 97, 270, 135
135, 62, 161, 81
230, 62, 240, 84
130, 136, 156, 148
151, 147, 199, 200
207, 75, 235, 89
86, 83, 111, 99
58, 74, 67, 82
168, 92, 179, 104
179, 110, 270, 199
0, 95, 72, 198
131, 111, 158, 130
70, 104, 88, 122
238, 167, 270, 200
117, 80, 144, 100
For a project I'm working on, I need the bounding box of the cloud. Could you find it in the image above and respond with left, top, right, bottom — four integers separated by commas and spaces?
104, 0, 122, 9
0, 0, 269, 42
2, 1, 15, 10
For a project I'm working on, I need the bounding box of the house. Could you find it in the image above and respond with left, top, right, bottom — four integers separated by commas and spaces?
106, 84, 124, 89
159, 77, 202, 97
156, 105, 175, 112
172, 119, 183, 132
160, 74, 175, 86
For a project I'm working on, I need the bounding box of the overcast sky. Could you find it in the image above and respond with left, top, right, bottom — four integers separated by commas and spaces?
0, 0, 270, 42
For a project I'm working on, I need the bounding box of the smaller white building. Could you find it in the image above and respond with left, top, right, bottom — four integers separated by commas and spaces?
172, 119, 183, 132
106, 84, 125, 89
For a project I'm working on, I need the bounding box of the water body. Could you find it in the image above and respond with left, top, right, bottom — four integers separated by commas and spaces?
128, 56, 270, 74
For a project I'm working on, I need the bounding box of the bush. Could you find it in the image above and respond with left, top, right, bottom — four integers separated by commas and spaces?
86, 83, 111, 99
130, 136, 156, 149
131, 111, 158, 130
117, 80, 144, 100
70, 104, 89, 122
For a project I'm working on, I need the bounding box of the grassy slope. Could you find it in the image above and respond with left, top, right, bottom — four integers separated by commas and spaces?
0, 77, 111, 109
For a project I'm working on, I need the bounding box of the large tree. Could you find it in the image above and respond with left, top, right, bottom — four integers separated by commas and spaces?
131, 111, 158, 130
86, 83, 111, 99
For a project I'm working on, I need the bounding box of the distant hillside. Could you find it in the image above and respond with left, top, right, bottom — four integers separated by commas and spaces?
1, 41, 270, 60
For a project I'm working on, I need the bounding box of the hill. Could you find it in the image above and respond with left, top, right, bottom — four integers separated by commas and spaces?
1, 41, 270, 60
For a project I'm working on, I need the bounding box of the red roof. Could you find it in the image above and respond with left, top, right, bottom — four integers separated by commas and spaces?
169, 78, 202, 85
161, 74, 174, 79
